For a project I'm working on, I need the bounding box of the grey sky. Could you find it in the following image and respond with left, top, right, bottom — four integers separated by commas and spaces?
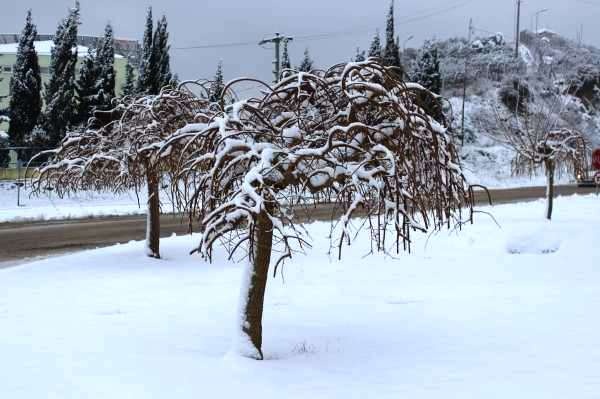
0, 0, 596, 82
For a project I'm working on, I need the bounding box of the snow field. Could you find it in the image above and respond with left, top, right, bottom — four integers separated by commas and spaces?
0, 195, 599, 398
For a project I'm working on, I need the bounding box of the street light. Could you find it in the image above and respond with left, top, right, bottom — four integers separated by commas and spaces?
402, 35, 414, 52
535, 8, 549, 34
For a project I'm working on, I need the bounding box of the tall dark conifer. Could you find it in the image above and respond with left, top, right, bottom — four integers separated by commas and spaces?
43, 1, 80, 147
74, 48, 99, 126
209, 62, 224, 103
96, 23, 116, 110
412, 41, 442, 95
136, 7, 156, 94
153, 15, 172, 92
8, 10, 42, 153
382, 1, 403, 73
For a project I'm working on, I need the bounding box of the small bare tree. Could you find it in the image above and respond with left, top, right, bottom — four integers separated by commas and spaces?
161, 59, 473, 359
493, 86, 588, 220
31, 88, 209, 257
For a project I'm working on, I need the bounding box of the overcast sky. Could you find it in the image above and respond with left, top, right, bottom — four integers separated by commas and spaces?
1, 0, 597, 82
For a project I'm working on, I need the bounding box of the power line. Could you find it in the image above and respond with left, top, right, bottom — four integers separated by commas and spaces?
173, 0, 474, 51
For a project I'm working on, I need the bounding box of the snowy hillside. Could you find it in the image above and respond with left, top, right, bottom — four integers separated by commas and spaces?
408, 30, 600, 186
1, 195, 599, 398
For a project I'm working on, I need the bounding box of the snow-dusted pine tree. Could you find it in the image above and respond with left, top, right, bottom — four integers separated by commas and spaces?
96, 23, 116, 110
121, 60, 135, 97
412, 41, 442, 95
136, 7, 156, 95
382, 1, 403, 74
354, 47, 366, 62
153, 15, 172, 93
8, 10, 42, 153
209, 61, 224, 103
42, 1, 80, 147
368, 30, 382, 58
74, 48, 100, 126
280, 39, 292, 79
298, 48, 314, 72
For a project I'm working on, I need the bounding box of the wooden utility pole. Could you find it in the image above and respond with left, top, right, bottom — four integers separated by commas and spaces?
460, 18, 473, 145
259, 33, 293, 84
515, 0, 522, 58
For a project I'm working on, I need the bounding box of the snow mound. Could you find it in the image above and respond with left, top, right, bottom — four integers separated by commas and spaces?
505, 220, 561, 254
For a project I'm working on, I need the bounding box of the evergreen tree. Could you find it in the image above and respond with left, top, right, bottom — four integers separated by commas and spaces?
298, 48, 314, 72
121, 60, 135, 96
368, 31, 382, 58
280, 39, 292, 78
74, 48, 100, 126
136, 7, 156, 94
153, 15, 172, 93
8, 10, 42, 153
412, 41, 442, 95
96, 23, 116, 110
354, 47, 366, 62
209, 62, 224, 103
42, 1, 80, 147
382, 1, 403, 72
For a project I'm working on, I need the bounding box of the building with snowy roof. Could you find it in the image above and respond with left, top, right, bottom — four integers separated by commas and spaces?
0, 35, 138, 109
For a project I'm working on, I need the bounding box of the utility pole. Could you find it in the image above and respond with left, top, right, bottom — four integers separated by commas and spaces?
460, 18, 473, 146
259, 33, 293, 84
515, 0, 522, 58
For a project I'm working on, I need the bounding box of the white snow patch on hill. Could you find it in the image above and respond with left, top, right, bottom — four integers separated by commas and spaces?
1, 195, 599, 398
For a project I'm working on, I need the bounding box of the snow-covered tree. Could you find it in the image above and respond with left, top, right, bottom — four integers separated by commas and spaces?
412, 41, 442, 95
368, 30, 382, 58
42, 1, 80, 147
161, 59, 472, 360
74, 48, 100, 126
209, 61, 224, 103
121, 60, 136, 97
382, 1, 402, 73
96, 23, 116, 110
8, 10, 42, 153
495, 94, 588, 220
298, 48, 314, 72
32, 88, 210, 258
136, 7, 156, 95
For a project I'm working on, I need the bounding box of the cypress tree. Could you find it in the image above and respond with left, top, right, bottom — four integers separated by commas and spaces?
43, 1, 80, 147
136, 7, 156, 94
209, 62, 224, 103
96, 23, 116, 110
368, 31, 382, 58
8, 10, 42, 153
121, 60, 135, 97
412, 41, 442, 95
74, 47, 100, 126
153, 15, 172, 93
298, 48, 314, 72
382, 1, 403, 73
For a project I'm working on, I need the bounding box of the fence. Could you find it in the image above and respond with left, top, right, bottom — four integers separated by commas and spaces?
0, 146, 51, 206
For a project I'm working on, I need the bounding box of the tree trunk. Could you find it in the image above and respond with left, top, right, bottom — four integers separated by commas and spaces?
146, 167, 161, 258
238, 208, 273, 360
545, 159, 555, 221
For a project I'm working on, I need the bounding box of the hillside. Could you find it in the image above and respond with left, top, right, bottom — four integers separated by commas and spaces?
407, 30, 600, 186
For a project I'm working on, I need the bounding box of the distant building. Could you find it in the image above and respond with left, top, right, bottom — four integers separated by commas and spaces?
0, 34, 139, 110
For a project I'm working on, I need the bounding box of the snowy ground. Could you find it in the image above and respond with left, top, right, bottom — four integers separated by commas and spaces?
1, 195, 599, 398
0, 182, 176, 223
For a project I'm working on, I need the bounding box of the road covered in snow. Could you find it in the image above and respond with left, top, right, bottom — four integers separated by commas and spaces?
0, 195, 599, 398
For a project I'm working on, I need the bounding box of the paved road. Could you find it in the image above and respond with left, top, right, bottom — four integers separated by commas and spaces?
0, 184, 596, 264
